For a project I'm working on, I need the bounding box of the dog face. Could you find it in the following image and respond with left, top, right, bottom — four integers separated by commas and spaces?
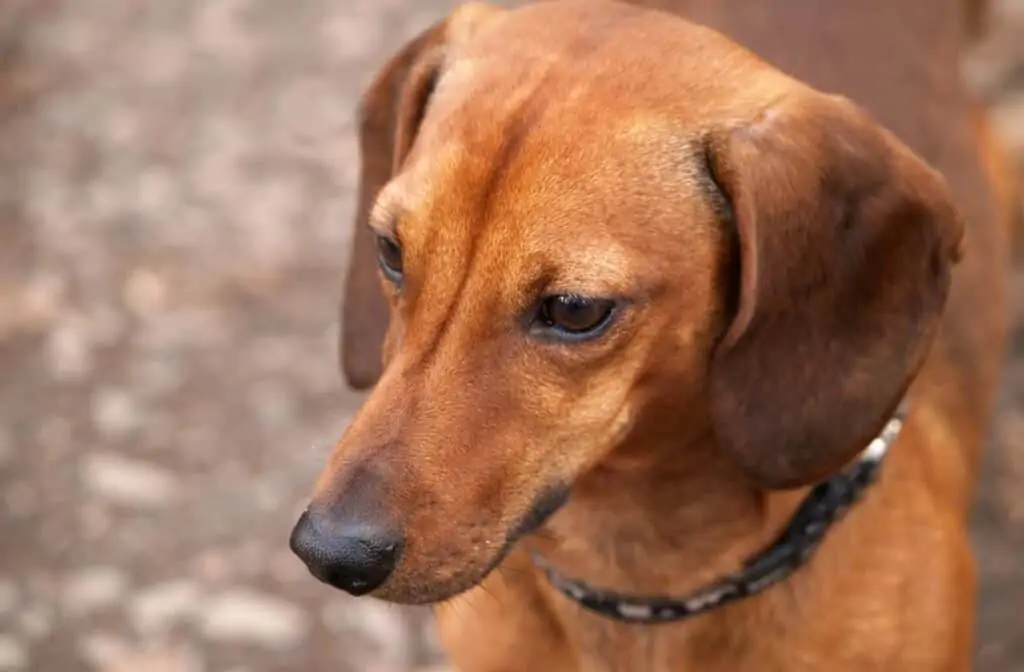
291, 0, 963, 604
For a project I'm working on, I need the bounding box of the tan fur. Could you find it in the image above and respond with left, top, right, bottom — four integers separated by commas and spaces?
303, 0, 1013, 669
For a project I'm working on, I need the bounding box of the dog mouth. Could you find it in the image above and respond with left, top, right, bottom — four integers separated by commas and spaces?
470, 483, 573, 588
379, 483, 573, 605
507, 483, 572, 541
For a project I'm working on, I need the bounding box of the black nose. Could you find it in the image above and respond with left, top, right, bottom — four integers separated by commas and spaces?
289, 508, 403, 596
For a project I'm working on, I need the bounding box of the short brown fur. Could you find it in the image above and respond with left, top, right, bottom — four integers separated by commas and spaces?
308, 0, 1013, 669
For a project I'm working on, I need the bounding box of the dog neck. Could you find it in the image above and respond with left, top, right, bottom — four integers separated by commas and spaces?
531, 424, 780, 599
528, 405, 905, 624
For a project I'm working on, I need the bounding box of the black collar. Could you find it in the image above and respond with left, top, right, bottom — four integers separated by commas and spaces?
532, 403, 908, 624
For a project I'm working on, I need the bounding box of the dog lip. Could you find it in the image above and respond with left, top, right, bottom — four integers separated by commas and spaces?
508, 483, 572, 542
380, 485, 573, 605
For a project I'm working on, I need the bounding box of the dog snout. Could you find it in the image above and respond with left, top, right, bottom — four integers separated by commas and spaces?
289, 507, 404, 596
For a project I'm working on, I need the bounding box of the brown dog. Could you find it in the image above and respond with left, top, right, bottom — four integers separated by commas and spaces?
292, 0, 1013, 669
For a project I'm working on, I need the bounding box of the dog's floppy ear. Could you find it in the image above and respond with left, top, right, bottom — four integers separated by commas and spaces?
705, 91, 964, 489
341, 4, 500, 390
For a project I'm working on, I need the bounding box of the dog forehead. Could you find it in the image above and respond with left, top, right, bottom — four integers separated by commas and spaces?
413, 4, 783, 169
387, 107, 729, 272
396, 108, 707, 245
397, 64, 721, 229
382, 1, 792, 262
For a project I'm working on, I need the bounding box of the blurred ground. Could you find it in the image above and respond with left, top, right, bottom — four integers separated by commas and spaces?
0, 1, 1022, 671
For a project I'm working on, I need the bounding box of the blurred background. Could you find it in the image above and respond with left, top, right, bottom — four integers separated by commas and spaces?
0, 0, 1022, 670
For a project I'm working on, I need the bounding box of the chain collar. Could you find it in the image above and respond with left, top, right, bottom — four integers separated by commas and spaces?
532, 403, 909, 624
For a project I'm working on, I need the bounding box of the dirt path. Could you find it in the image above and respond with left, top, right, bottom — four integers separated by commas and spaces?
0, 1, 1021, 670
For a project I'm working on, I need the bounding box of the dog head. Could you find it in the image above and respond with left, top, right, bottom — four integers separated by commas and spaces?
292, 0, 963, 604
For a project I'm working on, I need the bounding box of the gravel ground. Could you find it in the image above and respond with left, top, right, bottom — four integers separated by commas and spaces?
0, 1, 1022, 671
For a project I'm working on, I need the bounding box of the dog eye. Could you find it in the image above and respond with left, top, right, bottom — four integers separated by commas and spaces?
376, 235, 403, 284
536, 295, 616, 338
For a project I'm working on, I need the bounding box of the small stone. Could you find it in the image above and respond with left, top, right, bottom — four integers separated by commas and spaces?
79, 503, 114, 539
322, 13, 382, 62
0, 427, 12, 466
111, 647, 204, 672
84, 303, 125, 347
23, 574, 56, 601
123, 268, 167, 319
321, 599, 351, 635
80, 640, 203, 672
129, 580, 200, 635
19, 602, 53, 640
103, 107, 142, 147
18, 273, 64, 330
81, 452, 178, 508
0, 582, 18, 616
61, 566, 129, 617
193, 0, 257, 65
135, 170, 176, 215
243, 180, 302, 268
46, 319, 92, 382
191, 551, 231, 586
249, 381, 295, 432
253, 481, 285, 514
199, 589, 309, 650
0, 635, 28, 671
40, 517, 75, 555
232, 542, 271, 581
322, 598, 410, 665
4, 484, 35, 519
350, 600, 410, 663
91, 388, 142, 439
267, 550, 307, 585
37, 418, 73, 453
77, 632, 129, 669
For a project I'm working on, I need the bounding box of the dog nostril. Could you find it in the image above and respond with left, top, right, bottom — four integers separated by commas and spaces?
289, 508, 404, 597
